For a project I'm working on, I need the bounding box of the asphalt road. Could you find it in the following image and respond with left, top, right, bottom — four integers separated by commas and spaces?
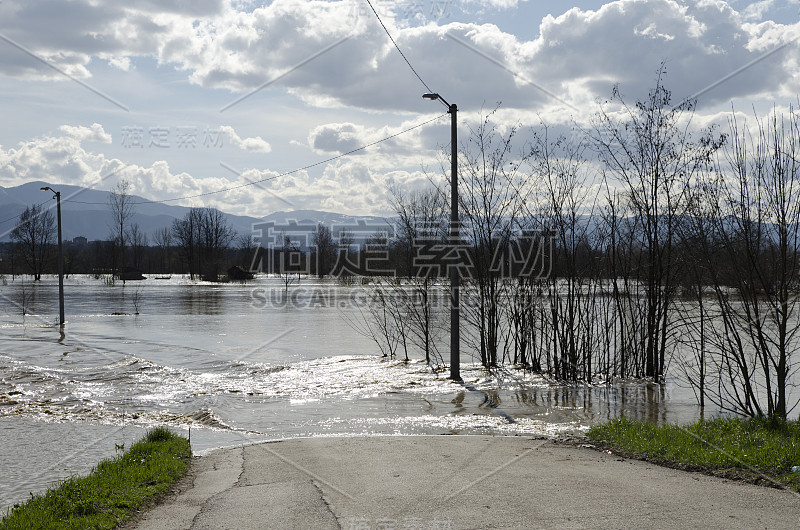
126, 435, 800, 529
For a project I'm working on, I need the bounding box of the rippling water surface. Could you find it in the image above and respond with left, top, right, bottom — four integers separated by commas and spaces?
0, 275, 703, 511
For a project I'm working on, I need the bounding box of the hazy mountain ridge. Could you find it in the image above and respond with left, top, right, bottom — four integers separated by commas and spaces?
0, 182, 388, 243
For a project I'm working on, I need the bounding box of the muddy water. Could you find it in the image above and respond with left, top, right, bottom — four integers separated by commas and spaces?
0, 275, 704, 512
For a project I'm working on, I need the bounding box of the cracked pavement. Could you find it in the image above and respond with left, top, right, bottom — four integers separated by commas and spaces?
125, 435, 800, 529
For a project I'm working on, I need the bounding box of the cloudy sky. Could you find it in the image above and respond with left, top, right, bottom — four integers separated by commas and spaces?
1, 0, 799, 218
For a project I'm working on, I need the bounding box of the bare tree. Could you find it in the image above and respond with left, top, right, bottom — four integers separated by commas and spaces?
198, 207, 236, 281
130, 286, 143, 314
153, 226, 173, 273
333, 229, 356, 285
278, 231, 299, 295
18, 275, 34, 317
235, 232, 257, 271
10, 204, 55, 281
108, 180, 135, 273
389, 184, 448, 365
674, 206, 713, 409
127, 223, 148, 271
592, 66, 721, 381
524, 124, 600, 381
172, 209, 201, 279
457, 108, 528, 367
171, 207, 235, 280
311, 223, 336, 278
682, 107, 800, 418
343, 283, 400, 359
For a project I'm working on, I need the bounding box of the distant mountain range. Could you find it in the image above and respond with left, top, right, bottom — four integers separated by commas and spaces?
0, 181, 391, 244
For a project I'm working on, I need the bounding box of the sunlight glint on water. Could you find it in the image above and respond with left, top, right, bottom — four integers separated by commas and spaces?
0, 275, 703, 511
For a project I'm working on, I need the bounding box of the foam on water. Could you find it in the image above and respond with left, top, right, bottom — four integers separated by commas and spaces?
0, 353, 555, 431
0, 275, 705, 512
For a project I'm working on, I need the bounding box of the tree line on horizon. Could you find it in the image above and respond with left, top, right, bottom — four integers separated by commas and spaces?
1, 195, 252, 282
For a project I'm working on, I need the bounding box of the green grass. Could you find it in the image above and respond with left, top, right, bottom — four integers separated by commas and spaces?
587, 417, 800, 491
0, 427, 192, 530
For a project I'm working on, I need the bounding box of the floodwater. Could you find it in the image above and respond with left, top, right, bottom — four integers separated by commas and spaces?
0, 275, 704, 512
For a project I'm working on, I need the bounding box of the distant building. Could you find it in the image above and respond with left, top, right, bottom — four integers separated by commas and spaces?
72, 236, 88, 246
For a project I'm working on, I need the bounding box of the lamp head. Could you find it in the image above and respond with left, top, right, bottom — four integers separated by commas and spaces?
40, 187, 49, 191
422, 93, 440, 101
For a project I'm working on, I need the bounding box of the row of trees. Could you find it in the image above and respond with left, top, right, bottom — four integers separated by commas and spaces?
171, 207, 238, 280
355, 72, 798, 419
4, 181, 248, 281
8, 204, 55, 281
4, 71, 797, 419
107, 180, 242, 280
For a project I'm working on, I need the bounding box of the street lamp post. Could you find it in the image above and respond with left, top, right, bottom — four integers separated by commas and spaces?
423, 93, 460, 381
41, 186, 65, 327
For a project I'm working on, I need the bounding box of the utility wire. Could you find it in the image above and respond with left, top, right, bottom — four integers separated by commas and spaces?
0, 199, 53, 227
6, 4, 447, 217
364, 0, 447, 109
61, 113, 447, 207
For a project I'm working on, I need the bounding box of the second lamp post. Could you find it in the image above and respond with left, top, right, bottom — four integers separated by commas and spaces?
40, 186, 65, 327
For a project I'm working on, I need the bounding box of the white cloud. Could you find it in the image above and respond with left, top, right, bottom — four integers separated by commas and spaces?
58, 124, 113, 143
180, 1, 800, 110
507, 0, 800, 107
0, 125, 428, 216
457, 0, 522, 9
742, 0, 775, 21
5, 1, 800, 218
2, 1, 800, 112
306, 116, 449, 173
309, 122, 377, 155
220, 125, 271, 153
106, 56, 132, 71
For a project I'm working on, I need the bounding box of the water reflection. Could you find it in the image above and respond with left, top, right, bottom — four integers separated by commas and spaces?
447, 379, 688, 427
2, 277, 709, 439
0, 275, 764, 513
450, 391, 465, 412
179, 287, 225, 315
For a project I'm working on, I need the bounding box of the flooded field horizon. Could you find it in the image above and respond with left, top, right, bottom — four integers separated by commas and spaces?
1, 274, 709, 512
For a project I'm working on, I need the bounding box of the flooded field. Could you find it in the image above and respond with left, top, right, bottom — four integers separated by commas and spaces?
0, 275, 705, 511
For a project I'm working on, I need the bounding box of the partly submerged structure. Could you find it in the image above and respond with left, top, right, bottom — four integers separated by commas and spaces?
227, 265, 255, 281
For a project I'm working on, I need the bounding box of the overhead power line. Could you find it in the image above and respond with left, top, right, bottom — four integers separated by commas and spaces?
0, 199, 52, 227
364, 0, 447, 109
5, 3, 448, 218
60, 113, 447, 208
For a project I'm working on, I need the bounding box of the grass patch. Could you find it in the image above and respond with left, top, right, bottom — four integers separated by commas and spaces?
587, 417, 800, 491
1, 427, 191, 529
